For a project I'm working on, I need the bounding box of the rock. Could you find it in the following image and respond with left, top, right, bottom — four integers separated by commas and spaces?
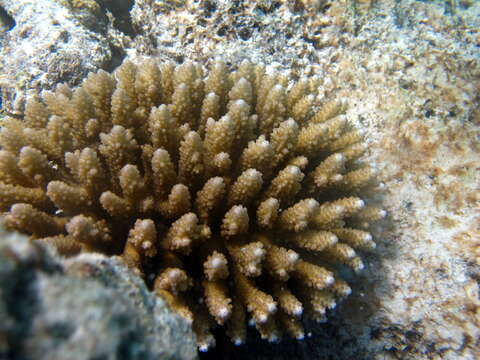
0, 0, 115, 113
0, 223, 198, 360
129, 0, 333, 73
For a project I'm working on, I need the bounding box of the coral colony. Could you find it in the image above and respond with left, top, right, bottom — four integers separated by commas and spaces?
0, 59, 384, 351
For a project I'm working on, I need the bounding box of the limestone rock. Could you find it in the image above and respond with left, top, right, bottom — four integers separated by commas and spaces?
0, 0, 113, 113
0, 224, 197, 360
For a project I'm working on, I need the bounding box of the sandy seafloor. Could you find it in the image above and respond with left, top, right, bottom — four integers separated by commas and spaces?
0, 1, 479, 359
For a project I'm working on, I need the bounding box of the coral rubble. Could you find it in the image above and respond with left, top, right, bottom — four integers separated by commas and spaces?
0, 58, 383, 350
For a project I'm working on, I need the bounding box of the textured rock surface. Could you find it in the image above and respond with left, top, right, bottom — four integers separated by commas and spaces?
0, 0, 118, 114
0, 224, 198, 360
130, 0, 324, 70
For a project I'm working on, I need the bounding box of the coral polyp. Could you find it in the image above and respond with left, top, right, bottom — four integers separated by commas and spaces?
0, 58, 384, 350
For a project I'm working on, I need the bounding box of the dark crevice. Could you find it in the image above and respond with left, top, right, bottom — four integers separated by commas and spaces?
97, 0, 136, 37
0, 5, 16, 32
203, 0, 217, 17
104, 43, 127, 73
201, 317, 364, 360
4, 267, 41, 360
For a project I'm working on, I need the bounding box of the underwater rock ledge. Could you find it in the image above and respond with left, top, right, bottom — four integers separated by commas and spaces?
0, 223, 197, 360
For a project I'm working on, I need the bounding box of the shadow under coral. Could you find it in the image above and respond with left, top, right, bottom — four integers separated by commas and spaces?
201, 213, 397, 360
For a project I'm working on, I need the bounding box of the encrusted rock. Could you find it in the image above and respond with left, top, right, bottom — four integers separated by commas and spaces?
0, 223, 197, 360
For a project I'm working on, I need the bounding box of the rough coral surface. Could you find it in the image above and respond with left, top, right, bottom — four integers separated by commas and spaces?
0, 58, 383, 350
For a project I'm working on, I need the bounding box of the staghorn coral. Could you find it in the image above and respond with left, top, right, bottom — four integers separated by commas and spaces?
0, 58, 384, 351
